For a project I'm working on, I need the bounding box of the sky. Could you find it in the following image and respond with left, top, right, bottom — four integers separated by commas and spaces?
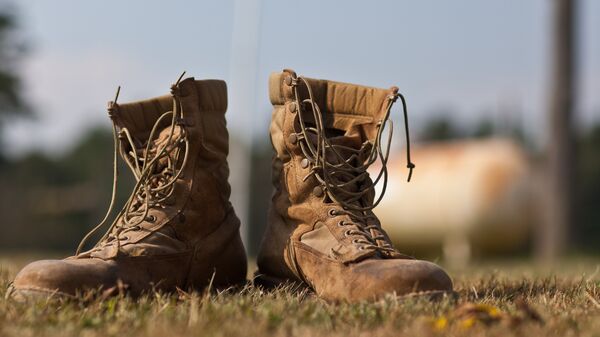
2, 0, 599, 156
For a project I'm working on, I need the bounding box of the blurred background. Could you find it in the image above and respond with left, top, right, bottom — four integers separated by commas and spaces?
0, 0, 598, 266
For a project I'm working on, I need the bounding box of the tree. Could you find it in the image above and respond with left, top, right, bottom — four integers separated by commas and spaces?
0, 5, 29, 120
419, 116, 463, 141
0, 5, 29, 161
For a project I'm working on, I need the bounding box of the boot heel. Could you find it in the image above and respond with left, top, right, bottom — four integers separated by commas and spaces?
253, 272, 283, 289
252, 271, 308, 291
186, 213, 248, 291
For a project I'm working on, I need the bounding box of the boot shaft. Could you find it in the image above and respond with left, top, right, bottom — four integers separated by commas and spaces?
268, 69, 399, 206
110, 78, 232, 202
111, 78, 230, 170
268, 69, 397, 155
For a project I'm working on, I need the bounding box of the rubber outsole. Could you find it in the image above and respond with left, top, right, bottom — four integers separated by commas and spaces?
253, 271, 458, 302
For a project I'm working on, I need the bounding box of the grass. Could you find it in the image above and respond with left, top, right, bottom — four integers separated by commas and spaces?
0, 255, 599, 337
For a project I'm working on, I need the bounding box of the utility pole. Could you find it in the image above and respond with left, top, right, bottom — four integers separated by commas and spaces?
537, 0, 577, 262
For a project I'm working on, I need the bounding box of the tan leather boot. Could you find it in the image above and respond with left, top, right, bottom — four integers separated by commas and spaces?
10, 75, 247, 299
256, 69, 453, 302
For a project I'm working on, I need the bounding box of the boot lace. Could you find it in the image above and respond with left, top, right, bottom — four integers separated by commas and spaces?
287, 73, 415, 254
75, 72, 190, 255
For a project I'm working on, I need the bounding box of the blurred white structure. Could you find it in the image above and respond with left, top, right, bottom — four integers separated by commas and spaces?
227, 0, 262, 245
375, 138, 533, 266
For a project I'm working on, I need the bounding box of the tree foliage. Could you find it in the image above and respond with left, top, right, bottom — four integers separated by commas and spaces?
0, 6, 28, 119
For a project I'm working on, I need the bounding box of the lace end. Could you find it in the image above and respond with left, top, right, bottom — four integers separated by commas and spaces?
171, 71, 187, 96
407, 162, 415, 182
107, 86, 121, 120
176, 71, 186, 85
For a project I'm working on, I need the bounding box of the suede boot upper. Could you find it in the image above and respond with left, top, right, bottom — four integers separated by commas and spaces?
257, 69, 453, 302
11, 77, 247, 298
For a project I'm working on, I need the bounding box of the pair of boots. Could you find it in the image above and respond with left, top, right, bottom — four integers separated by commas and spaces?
9, 69, 452, 302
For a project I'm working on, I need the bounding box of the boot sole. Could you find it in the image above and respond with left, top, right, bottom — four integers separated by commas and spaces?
253, 272, 309, 292
6, 283, 75, 302
7, 281, 255, 302
253, 272, 458, 302
395, 289, 458, 302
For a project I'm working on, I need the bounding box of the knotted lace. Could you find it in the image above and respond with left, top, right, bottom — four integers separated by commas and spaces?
288, 73, 414, 253
76, 72, 190, 255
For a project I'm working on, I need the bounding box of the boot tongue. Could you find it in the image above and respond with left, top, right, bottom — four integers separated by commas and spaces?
310, 130, 373, 204
120, 125, 184, 222
325, 134, 363, 163
305, 129, 367, 167
131, 125, 183, 173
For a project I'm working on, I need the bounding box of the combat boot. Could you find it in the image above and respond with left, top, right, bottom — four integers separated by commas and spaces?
256, 69, 452, 302
10, 75, 247, 299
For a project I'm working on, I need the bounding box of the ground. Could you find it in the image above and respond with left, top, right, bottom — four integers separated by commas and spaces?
0, 254, 598, 337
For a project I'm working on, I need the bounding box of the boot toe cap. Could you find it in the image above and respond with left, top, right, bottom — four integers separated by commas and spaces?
10, 259, 117, 300
349, 259, 453, 300
392, 259, 453, 293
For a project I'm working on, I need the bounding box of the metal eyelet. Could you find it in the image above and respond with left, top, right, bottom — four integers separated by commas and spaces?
358, 246, 366, 251
284, 75, 294, 86
288, 102, 297, 113
337, 221, 345, 227
328, 209, 337, 217
146, 215, 156, 222
344, 230, 352, 237
352, 239, 359, 244
313, 186, 324, 197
